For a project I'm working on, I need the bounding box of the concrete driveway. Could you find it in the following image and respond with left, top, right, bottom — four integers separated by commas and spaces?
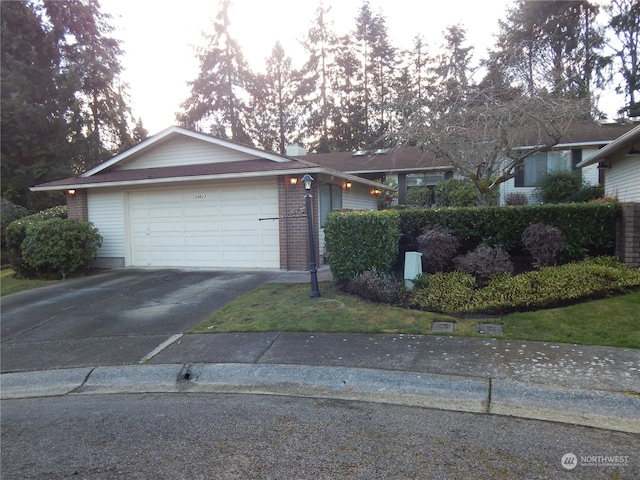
1, 268, 279, 373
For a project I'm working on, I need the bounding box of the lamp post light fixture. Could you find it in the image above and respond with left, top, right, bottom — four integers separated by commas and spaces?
301, 174, 321, 298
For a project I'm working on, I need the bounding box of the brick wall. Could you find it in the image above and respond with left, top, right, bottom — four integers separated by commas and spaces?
66, 190, 88, 221
278, 176, 321, 271
616, 202, 640, 267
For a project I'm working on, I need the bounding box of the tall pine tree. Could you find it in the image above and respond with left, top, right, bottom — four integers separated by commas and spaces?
178, 0, 253, 144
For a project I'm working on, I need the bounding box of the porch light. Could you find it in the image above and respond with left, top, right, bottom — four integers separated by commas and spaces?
301, 174, 321, 298
289, 177, 298, 185
345, 181, 352, 191
66, 189, 76, 196
302, 174, 314, 191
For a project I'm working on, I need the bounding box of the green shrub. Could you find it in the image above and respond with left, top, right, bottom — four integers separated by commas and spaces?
408, 272, 476, 314
405, 186, 432, 207
434, 178, 479, 207
21, 218, 102, 279
409, 257, 640, 315
397, 202, 619, 263
345, 268, 406, 305
324, 210, 400, 282
534, 170, 583, 203
1, 198, 29, 229
5, 205, 68, 277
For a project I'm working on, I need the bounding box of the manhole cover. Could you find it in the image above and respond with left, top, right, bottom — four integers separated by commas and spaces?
431, 322, 456, 333
478, 323, 503, 335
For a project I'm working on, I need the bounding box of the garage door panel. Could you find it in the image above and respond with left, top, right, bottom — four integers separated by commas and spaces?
128, 182, 279, 268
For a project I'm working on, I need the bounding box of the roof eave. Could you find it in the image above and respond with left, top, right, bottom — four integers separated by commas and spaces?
577, 125, 640, 168
31, 167, 397, 193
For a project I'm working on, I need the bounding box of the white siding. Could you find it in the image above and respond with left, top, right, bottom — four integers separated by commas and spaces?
116, 136, 261, 170
606, 155, 640, 202
581, 147, 600, 186
343, 184, 379, 211
87, 189, 125, 260
500, 179, 537, 205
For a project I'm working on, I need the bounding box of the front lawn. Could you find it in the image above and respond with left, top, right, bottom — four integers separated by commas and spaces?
191, 282, 640, 349
0, 268, 58, 296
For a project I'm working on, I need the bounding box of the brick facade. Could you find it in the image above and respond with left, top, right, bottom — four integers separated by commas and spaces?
616, 202, 640, 267
278, 176, 321, 271
66, 190, 88, 221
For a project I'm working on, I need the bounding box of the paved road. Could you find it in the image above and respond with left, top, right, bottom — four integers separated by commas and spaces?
2, 393, 638, 479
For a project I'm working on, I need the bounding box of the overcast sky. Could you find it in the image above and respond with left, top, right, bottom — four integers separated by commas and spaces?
101, 0, 619, 136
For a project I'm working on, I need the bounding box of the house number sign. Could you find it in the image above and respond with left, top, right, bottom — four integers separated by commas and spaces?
194, 194, 207, 199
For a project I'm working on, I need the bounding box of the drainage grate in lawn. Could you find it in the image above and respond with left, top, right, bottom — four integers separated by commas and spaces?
477, 323, 504, 335
431, 322, 456, 333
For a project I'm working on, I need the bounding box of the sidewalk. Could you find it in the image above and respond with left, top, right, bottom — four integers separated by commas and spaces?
2, 266, 639, 434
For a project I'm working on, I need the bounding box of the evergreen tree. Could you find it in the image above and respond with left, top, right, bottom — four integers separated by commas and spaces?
1, 0, 133, 210
249, 42, 300, 154
298, 4, 340, 152
177, 0, 253, 144
492, 0, 608, 107
605, 0, 640, 117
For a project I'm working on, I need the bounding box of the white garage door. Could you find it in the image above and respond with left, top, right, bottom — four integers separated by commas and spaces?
127, 180, 280, 268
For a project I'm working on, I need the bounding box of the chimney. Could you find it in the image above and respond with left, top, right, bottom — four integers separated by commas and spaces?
285, 143, 306, 156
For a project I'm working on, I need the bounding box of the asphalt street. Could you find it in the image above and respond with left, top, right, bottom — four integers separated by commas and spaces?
2, 393, 638, 479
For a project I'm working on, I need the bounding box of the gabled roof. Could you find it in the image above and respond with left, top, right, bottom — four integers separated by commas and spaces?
31, 126, 396, 192
82, 125, 290, 177
577, 124, 640, 168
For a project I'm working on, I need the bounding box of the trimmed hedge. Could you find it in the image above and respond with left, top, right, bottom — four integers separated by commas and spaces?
409, 257, 640, 315
398, 202, 620, 263
324, 210, 400, 282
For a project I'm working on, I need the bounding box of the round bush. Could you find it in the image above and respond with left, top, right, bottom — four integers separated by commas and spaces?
521, 223, 566, 267
417, 227, 458, 273
21, 218, 102, 278
534, 170, 583, 203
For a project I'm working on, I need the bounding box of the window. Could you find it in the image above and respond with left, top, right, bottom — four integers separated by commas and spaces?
320, 184, 342, 227
515, 150, 575, 187
406, 172, 445, 186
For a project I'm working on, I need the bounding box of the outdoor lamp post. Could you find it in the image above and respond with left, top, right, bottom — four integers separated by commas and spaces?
301, 174, 321, 298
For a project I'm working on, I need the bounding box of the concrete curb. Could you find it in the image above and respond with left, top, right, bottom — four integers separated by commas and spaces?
0, 368, 93, 399
2, 364, 638, 434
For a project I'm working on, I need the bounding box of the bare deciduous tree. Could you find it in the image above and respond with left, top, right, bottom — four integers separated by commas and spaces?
397, 88, 589, 205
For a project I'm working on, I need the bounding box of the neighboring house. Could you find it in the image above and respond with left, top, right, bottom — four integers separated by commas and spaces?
500, 120, 639, 205
293, 147, 454, 206
578, 124, 640, 267
577, 124, 640, 203
31, 126, 393, 271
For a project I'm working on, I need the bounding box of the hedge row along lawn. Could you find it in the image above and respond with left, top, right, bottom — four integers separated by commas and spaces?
191, 282, 640, 349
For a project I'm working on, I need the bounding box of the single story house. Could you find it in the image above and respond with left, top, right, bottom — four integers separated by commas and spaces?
500, 119, 639, 205
31, 126, 394, 271
292, 146, 454, 206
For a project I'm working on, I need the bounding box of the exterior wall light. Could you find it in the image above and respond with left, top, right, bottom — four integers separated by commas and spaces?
289, 177, 298, 185
345, 181, 352, 191
66, 189, 77, 196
